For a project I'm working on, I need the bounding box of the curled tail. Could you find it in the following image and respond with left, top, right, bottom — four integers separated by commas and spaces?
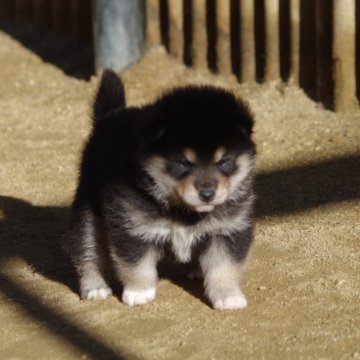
93, 69, 126, 122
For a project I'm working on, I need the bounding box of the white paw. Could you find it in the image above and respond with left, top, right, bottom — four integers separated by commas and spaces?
213, 293, 248, 310
122, 287, 156, 306
83, 287, 112, 300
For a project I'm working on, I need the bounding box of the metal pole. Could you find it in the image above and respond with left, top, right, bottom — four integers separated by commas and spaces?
93, 0, 145, 74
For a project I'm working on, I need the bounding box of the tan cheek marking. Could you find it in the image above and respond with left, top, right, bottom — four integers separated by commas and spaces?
183, 148, 197, 163
214, 147, 226, 163
217, 174, 230, 192
177, 175, 196, 198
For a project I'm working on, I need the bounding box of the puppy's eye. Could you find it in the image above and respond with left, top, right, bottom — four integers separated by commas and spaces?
216, 158, 231, 167
216, 158, 235, 173
176, 159, 193, 170
166, 159, 193, 178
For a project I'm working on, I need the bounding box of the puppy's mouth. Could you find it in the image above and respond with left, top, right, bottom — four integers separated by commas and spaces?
173, 193, 218, 212
178, 193, 227, 213
194, 204, 215, 212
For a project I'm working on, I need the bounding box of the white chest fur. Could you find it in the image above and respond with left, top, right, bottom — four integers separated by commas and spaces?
171, 225, 197, 263
124, 199, 252, 263
124, 209, 197, 263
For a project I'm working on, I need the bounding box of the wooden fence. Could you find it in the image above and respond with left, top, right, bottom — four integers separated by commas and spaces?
147, 0, 359, 111
1, 0, 359, 111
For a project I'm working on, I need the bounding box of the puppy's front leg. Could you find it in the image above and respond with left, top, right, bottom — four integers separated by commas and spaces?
111, 246, 160, 306
199, 236, 250, 310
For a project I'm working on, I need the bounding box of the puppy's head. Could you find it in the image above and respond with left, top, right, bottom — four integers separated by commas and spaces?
142, 86, 255, 212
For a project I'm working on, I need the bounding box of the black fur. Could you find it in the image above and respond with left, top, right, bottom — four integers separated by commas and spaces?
93, 69, 126, 120
66, 69, 256, 308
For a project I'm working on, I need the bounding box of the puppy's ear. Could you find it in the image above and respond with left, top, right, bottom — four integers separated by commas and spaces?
93, 69, 126, 121
236, 102, 254, 137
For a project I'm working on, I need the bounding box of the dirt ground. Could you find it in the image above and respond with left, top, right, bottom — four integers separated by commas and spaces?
0, 28, 359, 360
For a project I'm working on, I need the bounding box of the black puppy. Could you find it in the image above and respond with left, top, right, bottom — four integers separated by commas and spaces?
67, 70, 256, 310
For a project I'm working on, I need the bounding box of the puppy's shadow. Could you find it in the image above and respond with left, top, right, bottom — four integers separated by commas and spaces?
0, 195, 208, 306
2, 154, 359, 307
108, 261, 209, 307
0, 196, 77, 292
158, 261, 209, 307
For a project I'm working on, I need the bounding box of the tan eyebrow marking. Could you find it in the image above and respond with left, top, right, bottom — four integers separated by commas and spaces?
183, 148, 197, 163
214, 147, 226, 163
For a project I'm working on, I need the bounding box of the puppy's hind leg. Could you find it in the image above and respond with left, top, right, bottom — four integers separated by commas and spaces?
67, 205, 112, 300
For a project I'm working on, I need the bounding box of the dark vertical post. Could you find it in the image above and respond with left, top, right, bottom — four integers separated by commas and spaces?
52, 0, 71, 34
254, 0, 265, 82
279, 0, 291, 81
159, 0, 169, 49
15, 0, 33, 25
356, 0, 360, 102
314, 0, 333, 108
183, 0, 192, 66
0, 0, 14, 21
93, 0, 145, 73
299, 0, 316, 100
71, 0, 92, 42
33, 0, 52, 30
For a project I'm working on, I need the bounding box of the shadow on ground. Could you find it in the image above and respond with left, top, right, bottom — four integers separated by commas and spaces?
1, 153, 359, 291
256, 154, 360, 217
0, 21, 94, 80
0, 273, 136, 360
0, 154, 359, 357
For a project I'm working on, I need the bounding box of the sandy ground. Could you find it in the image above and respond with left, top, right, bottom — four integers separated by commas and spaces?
0, 29, 359, 360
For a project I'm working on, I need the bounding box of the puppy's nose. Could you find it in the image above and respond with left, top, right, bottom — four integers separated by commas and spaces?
199, 190, 215, 202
